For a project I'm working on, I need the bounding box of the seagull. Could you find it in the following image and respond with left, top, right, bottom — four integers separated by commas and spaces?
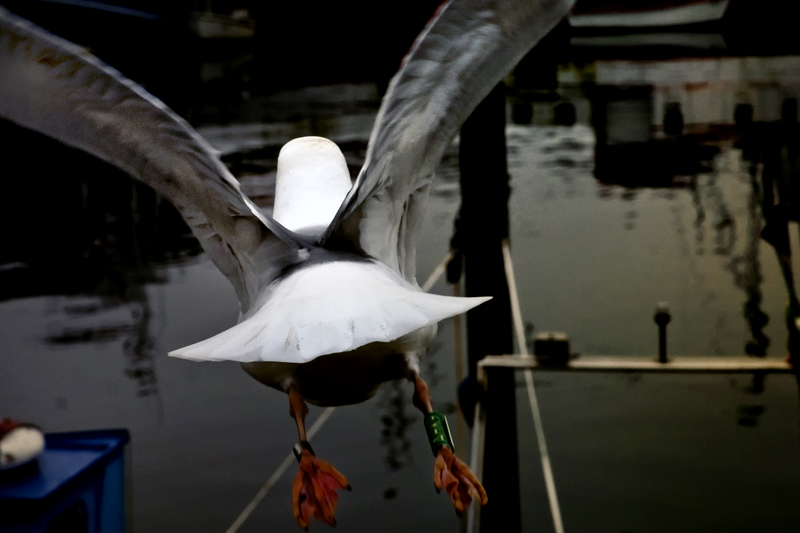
0, 0, 574, 528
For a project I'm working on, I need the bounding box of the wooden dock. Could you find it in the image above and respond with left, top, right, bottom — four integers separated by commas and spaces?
469, 354, 795, 532
478, 354, 794, 375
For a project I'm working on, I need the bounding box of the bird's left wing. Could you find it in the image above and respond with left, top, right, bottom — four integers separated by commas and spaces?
0, 6, 307, 312
324, 0, 574, 282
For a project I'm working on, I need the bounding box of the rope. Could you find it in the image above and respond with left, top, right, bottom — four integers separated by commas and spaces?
225, 252, 453, 532
501, 239, 564, 533
225, 407, 336, 533
422, 251, 455, 292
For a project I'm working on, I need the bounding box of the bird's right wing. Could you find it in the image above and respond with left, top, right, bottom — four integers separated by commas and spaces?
0, 6, 307, 313
324, 0, 575, 283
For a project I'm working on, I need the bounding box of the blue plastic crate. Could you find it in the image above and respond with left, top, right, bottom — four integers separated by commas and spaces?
0, 429, 130, 533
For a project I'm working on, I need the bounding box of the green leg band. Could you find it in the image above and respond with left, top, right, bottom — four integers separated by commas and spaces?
424, 412, 454, 456
293, 441, 315, 462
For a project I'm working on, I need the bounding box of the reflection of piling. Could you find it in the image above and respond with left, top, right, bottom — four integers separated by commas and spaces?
458, 83, 520, 532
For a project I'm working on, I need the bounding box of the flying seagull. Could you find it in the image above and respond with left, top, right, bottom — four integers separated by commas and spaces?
0, 0, 573, 528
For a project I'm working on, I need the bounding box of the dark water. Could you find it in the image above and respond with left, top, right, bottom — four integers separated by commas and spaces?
3, 5, 800, 533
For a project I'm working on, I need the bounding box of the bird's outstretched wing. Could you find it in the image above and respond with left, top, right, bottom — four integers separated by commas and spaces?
325, 0, 575, 282
0, 6, 306, 313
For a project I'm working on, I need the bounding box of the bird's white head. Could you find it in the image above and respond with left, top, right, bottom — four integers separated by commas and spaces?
273, 136, 353, 238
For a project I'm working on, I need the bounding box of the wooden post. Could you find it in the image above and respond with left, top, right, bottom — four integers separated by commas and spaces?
654, 303, 671, 363
458, 83, 520, 532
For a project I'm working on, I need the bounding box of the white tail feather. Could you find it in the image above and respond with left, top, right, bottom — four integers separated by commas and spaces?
169, 260, 489, 363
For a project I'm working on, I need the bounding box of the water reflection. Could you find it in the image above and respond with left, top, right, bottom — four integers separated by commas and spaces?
511, 47, 800, 357
121, 287, 161, 399
45, 288, 163, 400
694, 171, 736, 257
0, 119, 210, 401
738, 93, 800, 361
378, 381, 414, 471
727, 172, 770, 357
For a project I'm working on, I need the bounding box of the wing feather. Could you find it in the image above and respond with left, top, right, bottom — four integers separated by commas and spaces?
0, 6, 306, 312
325, 0, 575, 282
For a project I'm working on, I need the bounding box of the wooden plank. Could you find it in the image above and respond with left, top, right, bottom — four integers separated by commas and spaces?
479, 355, 794, 373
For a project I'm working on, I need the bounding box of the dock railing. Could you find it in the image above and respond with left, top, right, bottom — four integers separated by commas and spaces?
466, 240, 795, 533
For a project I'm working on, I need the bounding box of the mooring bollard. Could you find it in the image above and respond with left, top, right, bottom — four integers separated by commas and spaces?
654, 302, 671, 363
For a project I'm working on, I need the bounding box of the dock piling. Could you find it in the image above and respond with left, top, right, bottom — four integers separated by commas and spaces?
458, 83, 521, 532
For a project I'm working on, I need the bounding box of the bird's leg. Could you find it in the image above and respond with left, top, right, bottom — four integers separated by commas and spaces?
409, 372, 488, 517
288, 386, 350, 530
289, 385, 309, 442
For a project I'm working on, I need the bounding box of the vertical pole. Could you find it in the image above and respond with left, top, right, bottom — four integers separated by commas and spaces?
654, 302, 671, 363
453, 282, 467, 455
458, 83, 520, 532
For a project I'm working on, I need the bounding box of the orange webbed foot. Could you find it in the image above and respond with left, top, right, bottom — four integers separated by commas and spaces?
292, 450, 350, 530
433, 446, 488, 517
